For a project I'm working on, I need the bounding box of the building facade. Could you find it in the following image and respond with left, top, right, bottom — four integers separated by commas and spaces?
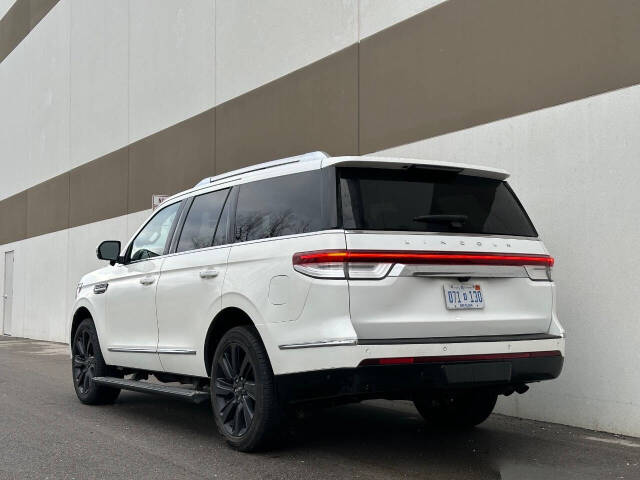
1, 0, 639, 437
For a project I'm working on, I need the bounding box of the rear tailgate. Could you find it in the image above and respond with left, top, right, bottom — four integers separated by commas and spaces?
337, 164, 553, 342
345, 233, 552, 340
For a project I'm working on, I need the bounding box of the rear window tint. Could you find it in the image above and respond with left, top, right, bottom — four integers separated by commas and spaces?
234, 170, 323, 242
338, 167, 537, 237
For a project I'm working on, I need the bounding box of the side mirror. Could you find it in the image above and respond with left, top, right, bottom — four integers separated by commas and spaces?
97, 240, 121, 266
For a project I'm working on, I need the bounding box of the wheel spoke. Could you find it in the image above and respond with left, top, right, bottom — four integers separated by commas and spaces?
214, 378, 233, 396
82, 371, 90, 392
239, 354, 250, 378
244, 381, 256, 400
73, 356, 86, 367
241, 397, 254, 425
232, 401, 243, 435
75, 337, 85, 356
83, 331, 90, 355
219, 397, 236, 424
76, 368, 85, 385
230, 344, 239, 377
219, 355, 234, 380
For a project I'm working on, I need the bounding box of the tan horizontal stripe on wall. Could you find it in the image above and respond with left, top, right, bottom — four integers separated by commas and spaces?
2, 0, 640, 245
215, 45, 358, 173
69, 147, 129, 228
0, 191, 27, 245
359, 0, 640, 153
0, 0, 60, 63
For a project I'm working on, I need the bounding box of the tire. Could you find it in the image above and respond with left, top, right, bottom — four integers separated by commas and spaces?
211, 326, 282, 452
71, 318, 122, 405
413, 389, 498, 429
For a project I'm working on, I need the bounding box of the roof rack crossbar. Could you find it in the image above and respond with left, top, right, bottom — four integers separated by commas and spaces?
195, 151, 330, 187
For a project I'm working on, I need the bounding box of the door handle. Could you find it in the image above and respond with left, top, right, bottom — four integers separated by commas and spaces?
199, 269, 219, 279
2, 294, 7, 300
139, 276, 155, 286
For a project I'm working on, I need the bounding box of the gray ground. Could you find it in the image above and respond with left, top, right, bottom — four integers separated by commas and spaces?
0, 336, 638, 480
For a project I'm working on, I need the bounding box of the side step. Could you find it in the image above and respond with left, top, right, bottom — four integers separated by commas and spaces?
93, 377, 210, 404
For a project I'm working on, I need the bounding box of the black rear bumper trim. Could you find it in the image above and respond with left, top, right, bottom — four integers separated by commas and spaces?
275, 355, 564, 404
357, 333, 562, 345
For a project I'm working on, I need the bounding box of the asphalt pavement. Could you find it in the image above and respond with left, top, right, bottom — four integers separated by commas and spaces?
1, 335, 638, 479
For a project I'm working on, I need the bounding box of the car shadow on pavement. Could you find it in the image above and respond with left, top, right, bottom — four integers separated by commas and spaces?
101, 392, 615, 480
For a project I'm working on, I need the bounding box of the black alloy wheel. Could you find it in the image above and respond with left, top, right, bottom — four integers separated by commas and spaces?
211, 326, 282, 451
71, 318, 121, 405
213, 342, 257, 437
73, 327, 97, 395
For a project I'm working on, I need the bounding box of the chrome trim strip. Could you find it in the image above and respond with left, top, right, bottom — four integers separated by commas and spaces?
108, 346, 197, 355
157, 348, 197, 355
107, 346, 157, 353
279, 339, 358, 350
396, 264, 528, 278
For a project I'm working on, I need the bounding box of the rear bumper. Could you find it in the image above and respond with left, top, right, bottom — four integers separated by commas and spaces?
269, 334, 565, 375
275, 352, 563, 404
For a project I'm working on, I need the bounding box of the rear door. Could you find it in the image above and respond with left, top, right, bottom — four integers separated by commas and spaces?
338, 166, 553, 341
156, 188, 232, 376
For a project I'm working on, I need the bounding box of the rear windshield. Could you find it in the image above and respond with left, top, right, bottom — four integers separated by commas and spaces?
338, 167, 537, 237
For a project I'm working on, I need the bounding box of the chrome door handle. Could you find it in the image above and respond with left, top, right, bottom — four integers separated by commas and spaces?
139, 276, 155, 286
2, 294, 7, 300
199, 269, 219, 279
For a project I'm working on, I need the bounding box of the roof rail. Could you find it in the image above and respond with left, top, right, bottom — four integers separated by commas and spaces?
194, 151, 330, 188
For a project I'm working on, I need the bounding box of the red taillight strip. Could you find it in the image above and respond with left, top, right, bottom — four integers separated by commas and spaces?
293, 250, 554, 267
359, 350, 562, 366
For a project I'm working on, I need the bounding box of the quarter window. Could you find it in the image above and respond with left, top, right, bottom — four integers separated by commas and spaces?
176, 189, 230, 253
234, 171, 322, 242
129, 202, 181, 262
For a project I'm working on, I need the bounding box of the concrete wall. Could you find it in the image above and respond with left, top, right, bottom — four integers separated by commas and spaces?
375, 84, 640, 436
1, 0, 639, 437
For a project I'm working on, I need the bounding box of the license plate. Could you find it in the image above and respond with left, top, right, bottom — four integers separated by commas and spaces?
443, 284, 484, 309
443, 362, 511, 383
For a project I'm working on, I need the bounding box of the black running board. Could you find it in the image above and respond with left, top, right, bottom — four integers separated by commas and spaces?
93, 377, 210, 404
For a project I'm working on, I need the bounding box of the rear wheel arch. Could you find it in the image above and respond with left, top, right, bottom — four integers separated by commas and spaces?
204, 307, 263, 377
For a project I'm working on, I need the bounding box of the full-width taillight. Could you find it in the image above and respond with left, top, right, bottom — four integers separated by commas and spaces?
292, 250, 555, 280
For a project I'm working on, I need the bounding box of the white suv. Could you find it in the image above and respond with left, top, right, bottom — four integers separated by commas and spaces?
70, 152, 564, 451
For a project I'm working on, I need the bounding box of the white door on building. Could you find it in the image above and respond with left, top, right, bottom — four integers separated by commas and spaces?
3, 251, 14, 336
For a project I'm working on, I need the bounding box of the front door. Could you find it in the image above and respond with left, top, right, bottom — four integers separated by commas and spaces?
2, 251, 14, 335
104, 201, 182, 371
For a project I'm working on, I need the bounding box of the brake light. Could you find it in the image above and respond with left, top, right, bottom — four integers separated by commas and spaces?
292, 250, 555, 280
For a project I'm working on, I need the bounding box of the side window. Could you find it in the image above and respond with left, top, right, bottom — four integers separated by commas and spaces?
234, 170, 322, 242
176, 189, 229, 253
130, 202, 181, 262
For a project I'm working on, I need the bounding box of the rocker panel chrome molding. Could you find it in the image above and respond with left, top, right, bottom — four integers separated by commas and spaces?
108, 346, 196, 355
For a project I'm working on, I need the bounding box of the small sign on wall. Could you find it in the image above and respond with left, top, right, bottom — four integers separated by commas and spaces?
152, 194, 169, 210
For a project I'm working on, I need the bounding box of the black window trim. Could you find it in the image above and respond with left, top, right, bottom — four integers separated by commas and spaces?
219, 186, 238, 246
123, 200, 185, 265
169, 187, 233, 255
